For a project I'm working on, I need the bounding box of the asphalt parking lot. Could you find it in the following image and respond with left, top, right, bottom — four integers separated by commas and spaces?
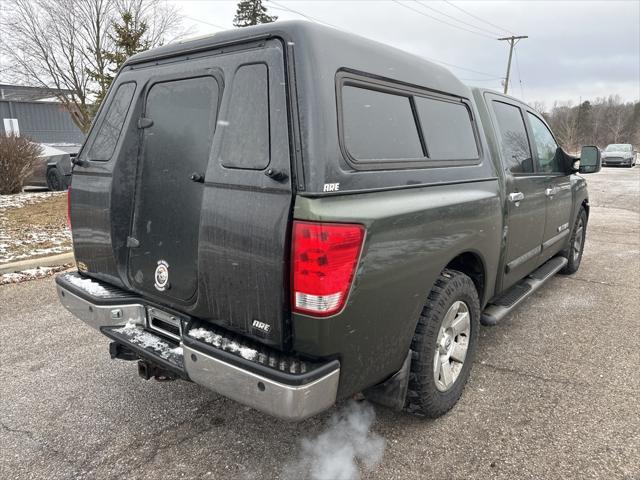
1, 166, 639, 480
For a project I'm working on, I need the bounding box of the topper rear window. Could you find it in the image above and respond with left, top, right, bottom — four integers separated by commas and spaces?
87, 82, 136, 161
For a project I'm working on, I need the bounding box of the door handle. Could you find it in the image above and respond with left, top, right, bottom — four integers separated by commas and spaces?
545, 187, 556, 197
508, 192, 525, 203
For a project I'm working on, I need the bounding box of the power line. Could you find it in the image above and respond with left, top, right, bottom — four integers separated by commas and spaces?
279, 2, 504, 78
459, 77, 503, 82
442, 0, 516, 36
267, 2, 501, 77
182, 15, 228, 31
269, 1, 340, 29
422, 57, 501, 78
390, 0, 496, 40
413, 0, 502, 37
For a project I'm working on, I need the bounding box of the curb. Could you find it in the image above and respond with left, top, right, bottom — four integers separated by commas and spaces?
0, 252, 75, 275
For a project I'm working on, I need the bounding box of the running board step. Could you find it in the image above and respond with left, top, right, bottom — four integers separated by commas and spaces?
481, 256, 568, 326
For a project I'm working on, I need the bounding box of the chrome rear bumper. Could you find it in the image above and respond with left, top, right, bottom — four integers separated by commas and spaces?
183, 344, 339, 420
56, 285, 145, 330
55, 272, 340, 421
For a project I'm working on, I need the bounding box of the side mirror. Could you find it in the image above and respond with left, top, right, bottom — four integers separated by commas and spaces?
578, 146, 601, 174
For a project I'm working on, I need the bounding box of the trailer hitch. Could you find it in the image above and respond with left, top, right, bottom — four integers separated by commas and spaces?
137, 360, 177, 382
109, 342, 138, 361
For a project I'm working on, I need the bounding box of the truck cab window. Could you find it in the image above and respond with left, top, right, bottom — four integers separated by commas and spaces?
527, 113, 561, 173
88, 82, 136, 161
492, 101, 533, 174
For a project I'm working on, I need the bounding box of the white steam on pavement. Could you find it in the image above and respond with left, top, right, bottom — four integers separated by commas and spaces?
284, 401, 385, 480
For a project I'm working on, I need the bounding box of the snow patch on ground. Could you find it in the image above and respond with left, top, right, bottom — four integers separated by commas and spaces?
0, 265, 70, 285
188, 327, 258, 361
0, 191, 64, 209
0, 243, 71, 264
114, 321, 183, 360
0, 191, 72, 264
64, 274, 111, 297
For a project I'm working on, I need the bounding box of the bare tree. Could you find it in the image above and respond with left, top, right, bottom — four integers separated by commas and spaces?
602, 95, 627, 143
535, 96, 639, 150
549, 102, 579, 152
529, 101, 547, 116
0, 0, 184, 133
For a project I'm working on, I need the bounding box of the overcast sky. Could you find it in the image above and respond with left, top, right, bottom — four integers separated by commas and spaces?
174, 0, 640, 107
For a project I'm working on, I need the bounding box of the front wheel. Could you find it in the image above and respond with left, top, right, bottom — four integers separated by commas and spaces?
46, 167, 67, 191
405, 269, 480, 417
561, 207, 587, 274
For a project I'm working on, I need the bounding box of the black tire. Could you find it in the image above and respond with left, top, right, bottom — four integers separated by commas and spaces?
46, 167, 66, 191
405, 269, 480, 418
560, 207, 587, 275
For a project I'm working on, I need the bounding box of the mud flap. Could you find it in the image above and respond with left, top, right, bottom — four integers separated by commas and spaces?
363, 350, 412, 411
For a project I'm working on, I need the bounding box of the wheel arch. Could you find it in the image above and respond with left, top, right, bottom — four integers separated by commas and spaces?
444, 250, 487, 306
581, 198, 590, 219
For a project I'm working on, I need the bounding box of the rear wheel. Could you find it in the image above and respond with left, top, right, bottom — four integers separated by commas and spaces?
405, 269, 480, 417
561, 207, 587, 274
46, 167, 66, 191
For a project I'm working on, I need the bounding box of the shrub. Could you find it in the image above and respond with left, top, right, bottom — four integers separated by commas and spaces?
0, 134, 42, 195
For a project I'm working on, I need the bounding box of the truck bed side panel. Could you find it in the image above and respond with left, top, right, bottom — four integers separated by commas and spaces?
292, 180, 502, 397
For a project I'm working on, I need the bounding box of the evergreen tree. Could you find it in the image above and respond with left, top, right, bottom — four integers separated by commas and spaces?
233, 0, 277, 27
576, 101, 594, 145
88, 11, 150, 109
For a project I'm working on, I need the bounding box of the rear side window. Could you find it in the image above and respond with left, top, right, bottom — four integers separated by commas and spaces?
492, 101, 533, 174
414, 97, 478, 160
342, 86, 423, 161
220, 63, 270, 170
88, 82, 136, 161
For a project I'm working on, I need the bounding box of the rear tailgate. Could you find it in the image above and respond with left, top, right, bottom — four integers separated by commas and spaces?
71, 38, 294, 348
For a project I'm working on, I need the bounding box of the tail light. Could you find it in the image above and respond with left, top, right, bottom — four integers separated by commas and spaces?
66, 187, 72, 229
291, 221, 365, 316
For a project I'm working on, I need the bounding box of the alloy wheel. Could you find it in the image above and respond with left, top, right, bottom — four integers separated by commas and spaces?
573, 218, 584, 263
433, 300, 470, 392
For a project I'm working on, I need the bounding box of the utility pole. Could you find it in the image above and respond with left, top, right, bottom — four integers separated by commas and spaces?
498, 35, 527, 95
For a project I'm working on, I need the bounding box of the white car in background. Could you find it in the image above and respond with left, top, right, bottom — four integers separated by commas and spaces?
601, 143, 637, 167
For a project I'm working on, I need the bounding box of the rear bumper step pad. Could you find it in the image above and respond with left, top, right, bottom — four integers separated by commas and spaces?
102, 324, 186, 378
56, 272, 340, 420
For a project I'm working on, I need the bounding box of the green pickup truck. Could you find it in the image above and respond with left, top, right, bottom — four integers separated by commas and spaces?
56, 21, 601, 420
